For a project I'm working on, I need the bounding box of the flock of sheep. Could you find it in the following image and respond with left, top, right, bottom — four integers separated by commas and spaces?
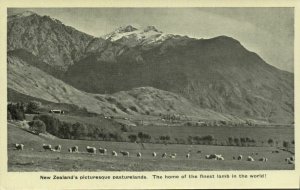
14, 143, 295, 165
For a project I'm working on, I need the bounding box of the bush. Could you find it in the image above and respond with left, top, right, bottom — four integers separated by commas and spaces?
26, 101, 41, 114
29, 119, 46, 135
283, 141, 290, 149
228, 137, 234, 146
34, 115, 61, 136
268, 138, 274, 146
128, 134, 137, 142
234, 138, 240, 146
138, 132, 151, 143
7, 102, 25, 120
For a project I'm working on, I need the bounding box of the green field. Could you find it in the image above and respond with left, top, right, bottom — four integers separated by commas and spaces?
8, 122, 294, 171
33, 113, 294, 147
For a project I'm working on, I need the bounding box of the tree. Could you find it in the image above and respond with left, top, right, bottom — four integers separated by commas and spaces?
128, 134, 137, 142
283, 141, 290, 149
234, 138, 240, 146
72, 122, 88, 139
29, 119, 46, 135
26, 101, 41, 114
34, 115, 61, 136
268, 138, 274, 146
8, 103, 25, 120
228, 137, 233, 146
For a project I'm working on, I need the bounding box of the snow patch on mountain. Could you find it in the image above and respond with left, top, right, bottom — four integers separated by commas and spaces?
103, 25, 176, 47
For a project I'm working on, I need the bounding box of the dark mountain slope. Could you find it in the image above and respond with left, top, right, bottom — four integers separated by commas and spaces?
64, 36, 294, 123
7, 11, 93, 71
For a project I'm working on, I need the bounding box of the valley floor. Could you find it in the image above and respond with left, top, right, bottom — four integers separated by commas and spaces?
8, 123, 294, 171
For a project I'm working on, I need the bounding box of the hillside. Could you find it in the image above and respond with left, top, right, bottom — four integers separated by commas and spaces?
7, 53, 236, 121
65, 34, 294, 123
7, 11, 93, 72
7, 12, 294, 124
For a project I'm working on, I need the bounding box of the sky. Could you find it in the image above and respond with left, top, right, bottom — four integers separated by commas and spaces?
8, 8, 294, 72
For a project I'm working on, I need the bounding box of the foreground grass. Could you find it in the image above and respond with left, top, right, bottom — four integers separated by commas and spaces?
8, 123, 294, 171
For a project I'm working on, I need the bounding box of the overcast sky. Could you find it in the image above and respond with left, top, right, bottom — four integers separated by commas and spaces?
8, 8, 294, 72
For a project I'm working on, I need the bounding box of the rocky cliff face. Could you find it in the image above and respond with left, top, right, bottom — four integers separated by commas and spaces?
7, 13, 294, 124
8, 11, 93, 71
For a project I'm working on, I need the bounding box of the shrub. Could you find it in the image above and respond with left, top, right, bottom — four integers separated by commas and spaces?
234, 138, 240, 146
34, 115, 61, 136
228, 137, 234, 146
7, 103, 25, 120
121, 125, 128, 132
29, 119, 46, 135
128, 134, 137, 142
26, 101, 41, 114
268, 138, 274, 146
138, 132, 151, 143
283, 141, 290, 149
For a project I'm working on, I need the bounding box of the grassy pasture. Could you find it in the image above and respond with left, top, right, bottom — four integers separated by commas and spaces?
33, 113, 294, 147
8, 123, 294, 171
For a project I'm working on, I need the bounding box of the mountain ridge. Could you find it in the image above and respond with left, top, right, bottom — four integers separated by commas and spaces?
7, 11, 294, 124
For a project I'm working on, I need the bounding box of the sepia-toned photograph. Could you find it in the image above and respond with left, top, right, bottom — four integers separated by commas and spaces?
7, 7, 295, 172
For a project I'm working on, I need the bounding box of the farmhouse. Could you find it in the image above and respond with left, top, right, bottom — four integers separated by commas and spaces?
49, 109, 65, 114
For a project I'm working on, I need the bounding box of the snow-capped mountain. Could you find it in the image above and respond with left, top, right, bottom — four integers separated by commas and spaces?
103, 25, 178, 48
7, 11, 294, 124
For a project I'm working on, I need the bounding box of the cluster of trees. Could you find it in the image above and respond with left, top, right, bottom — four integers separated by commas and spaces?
127, 132, 152, 143
160, 113, 185, 121
7, 101, 42, 121
227, 137, 256, 146
33, 114, 123, 141
28, 119, 46, 135
185, 120, 257, 128
187, 135, 215, 145
7, 102, 25, 120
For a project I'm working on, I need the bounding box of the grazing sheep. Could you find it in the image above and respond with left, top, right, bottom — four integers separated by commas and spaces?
217, 156, 225, 160
238, 155, 243, 160
162, 152, 167, 158
247, 156, 255, 162
112, 151, 118, 156
120, 151, 130, 157
137, 152, 142, 158
285, 156, 295, 164
15, 143, 24, 151
43, 144, 52, 151
69, 146, 79, 153
206, 154, 220, 159
186, 153, 190, 159
152, 152, 157, 157
287, 159, 294, 164
170, 153, 177, 158
259, 157, 268, 162
99, 148, 107, 154
54, 145, 61, 152
86, 146, 97, 154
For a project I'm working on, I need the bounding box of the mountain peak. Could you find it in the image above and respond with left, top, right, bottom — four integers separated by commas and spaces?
8, 11, 38, 22
11, 11, 37, 18
115, 25, 138, 33
143, 25, 160, 33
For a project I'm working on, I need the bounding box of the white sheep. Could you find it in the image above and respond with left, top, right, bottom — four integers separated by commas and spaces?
112, 151, 118, 156
120, 151, 130, 157
86, 146, 96, 154
15, 143, 24, 150
43, 144, 52, 151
